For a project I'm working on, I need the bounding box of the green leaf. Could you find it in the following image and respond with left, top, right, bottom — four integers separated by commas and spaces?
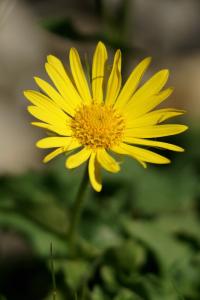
122, 219, 193, 272
91, 286, 106, 300
114, 288, 143, 300
133, 165, 198, 215
54, 259, 90, 290
100, 266, 119, 294
156, 213, 200, 244
0, 211, 67, 256
104, 240, 146, 272
169, 253, 200, 299
86, 224, 123, 251
142, 275, 182, 300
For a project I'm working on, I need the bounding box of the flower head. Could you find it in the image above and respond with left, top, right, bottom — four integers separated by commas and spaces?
24, 42, 188, 192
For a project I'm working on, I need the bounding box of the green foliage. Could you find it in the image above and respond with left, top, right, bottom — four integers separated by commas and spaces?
0, 131, 199, 299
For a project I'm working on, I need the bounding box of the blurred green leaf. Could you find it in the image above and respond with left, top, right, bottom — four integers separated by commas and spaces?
55, 259, 90, 290
169, 253, 200, 299
122, 219, 193, 272
114, 288, 143, 300
0, 211, 67, 256
100, 266, 119, 294
132, 164, 198, 215
91, 286, 106, 300
104, 240, 146, 273
142, 275, 182, 300
156, 213, 200, 244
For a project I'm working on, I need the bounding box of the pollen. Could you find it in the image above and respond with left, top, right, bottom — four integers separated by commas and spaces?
71, 103, 125, 149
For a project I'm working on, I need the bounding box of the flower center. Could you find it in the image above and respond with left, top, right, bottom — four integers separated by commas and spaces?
71, 103, 125, 149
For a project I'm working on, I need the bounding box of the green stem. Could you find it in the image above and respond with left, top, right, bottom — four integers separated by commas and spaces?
68, 166, 89, 254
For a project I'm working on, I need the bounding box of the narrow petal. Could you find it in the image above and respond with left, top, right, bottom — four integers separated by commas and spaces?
112, 143, 170, 164
28, 105, 63, 125
105, 50, 122, 106
27, 106, 71, 134
124, 88, 173, 120
31, 122, 72, 136
126, 108, 185, 128
125, 124, 188, 138
43, 147, 65, 163
97, 149, 120, 173
24, 90, 69, 120
92, 42, 108, 103
66, 147, 91, 169
47, 55, 69, 81
89, 152, 102, 192
130, 68, 169, 101
45, 61, 82, 111
123, 137, 184, 152
34, 77, 74, 116
114, 57, 151, 110
69, 48, 91, 104
47, 55, 84, 109
36, 137, 78, 149
43, 140, 81, 162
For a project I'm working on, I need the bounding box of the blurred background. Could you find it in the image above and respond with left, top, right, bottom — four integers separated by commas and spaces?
0, 0, 200, 299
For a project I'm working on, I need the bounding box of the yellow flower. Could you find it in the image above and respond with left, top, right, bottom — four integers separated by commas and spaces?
24, 42, 188, 192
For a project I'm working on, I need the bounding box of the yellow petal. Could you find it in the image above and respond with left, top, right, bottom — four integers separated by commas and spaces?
132, 68, 169, 99
97, 149, 120, 173
89, 152, 102, 192
123, 137, 184, 152
125, 124, 188, 138
92, 41, 108, 103
34, 77, 74, 116
43, 147, 65, 163
66, 147, 91, 169
112, 143, 170, 164
45, 61, 82, 112
27, 106, 71, 135
114, 57, 151, 110
24, 90, 68, 120
105, 49, 122, 106
47, 55, 69, 81
47, 55, 84, 110
37, 137, 75, 149
27, 105, 61, 124
124, 88, 173, 120
69, 48, 91, 104
31, 122, 71, 136
126, 108, 185, 128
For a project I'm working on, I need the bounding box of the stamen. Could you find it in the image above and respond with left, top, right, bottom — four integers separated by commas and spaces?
71, 103, 125, 149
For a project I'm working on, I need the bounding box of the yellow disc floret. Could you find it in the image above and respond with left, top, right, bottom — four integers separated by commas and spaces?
71, 103, 125, 149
